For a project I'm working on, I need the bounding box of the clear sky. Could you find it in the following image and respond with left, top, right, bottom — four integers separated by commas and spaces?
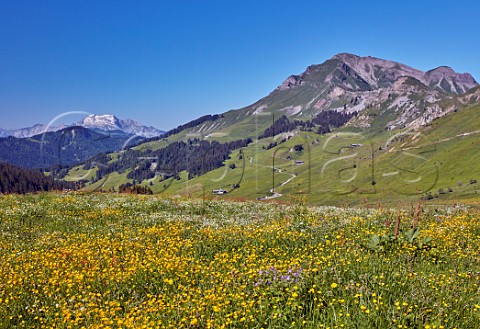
0, 0, 479, 130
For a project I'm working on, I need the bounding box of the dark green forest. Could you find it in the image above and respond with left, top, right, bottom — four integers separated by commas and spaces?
0, 162, 73, 194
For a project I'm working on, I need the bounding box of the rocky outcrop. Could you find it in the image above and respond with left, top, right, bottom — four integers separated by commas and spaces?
425, 66, 477, 94
260, 53, 478, 131
276, 75, 305, 91
332, 53, 477, 94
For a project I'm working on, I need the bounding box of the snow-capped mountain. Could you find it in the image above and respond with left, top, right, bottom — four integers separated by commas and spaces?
0, 128, 8, 138
77, 114, 164, 138
79, 114, 122, 130
0, 114, 164, 139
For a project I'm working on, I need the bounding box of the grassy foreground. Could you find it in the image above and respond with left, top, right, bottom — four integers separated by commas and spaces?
0, 193, 479, 328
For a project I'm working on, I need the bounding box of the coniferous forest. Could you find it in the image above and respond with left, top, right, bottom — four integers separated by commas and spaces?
0, 162, 73, 194
259, 111, 356, 139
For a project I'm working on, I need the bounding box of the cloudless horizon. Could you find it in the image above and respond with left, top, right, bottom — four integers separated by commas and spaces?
1, 0, 479, 130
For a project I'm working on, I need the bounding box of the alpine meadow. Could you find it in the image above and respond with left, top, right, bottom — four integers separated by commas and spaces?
1, 50, 480, 328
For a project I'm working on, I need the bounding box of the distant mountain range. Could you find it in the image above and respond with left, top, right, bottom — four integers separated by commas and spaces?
0, 124, 64, 139
0, 114, 164, 138
78, 114, 164, 138
0, 126, 144, 169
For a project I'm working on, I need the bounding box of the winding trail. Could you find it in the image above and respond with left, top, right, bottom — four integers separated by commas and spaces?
257, 166, 296, 200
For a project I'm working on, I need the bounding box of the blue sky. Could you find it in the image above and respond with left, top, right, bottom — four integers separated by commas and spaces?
0, 0, 479, 130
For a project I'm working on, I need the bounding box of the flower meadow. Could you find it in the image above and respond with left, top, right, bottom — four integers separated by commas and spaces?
0, 193, 479, 328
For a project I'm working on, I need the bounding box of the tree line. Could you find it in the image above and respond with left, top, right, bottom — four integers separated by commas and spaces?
147, 114, 223, 142
118, 183, 153, 194
0, 162, 74, 194
259, 110, 357, 138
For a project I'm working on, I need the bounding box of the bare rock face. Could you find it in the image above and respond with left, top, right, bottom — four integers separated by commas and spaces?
460, 86, 480, 104
80, 114, 121, 130
276, 75, 305, 91
331, 53, 426, 89
78, 114, 164, 138
331, 54, 477, 95
425, 66, 478, 94
259, 53, 478, 131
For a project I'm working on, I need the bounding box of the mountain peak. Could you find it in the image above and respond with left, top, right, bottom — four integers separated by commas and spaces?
331, 53, 402, 67
425, 66, 477, 94
77, 114, 164, 138
332, 53, 361, 61
328, 53, 477, 94
426, 65, 477, 82
1, 114, 164, 139
427, 66, 456, 75
80, 114, 121, 129
248, 53, 479, 133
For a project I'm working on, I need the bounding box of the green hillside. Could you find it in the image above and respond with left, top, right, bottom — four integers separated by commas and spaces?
152, 103, 480, 206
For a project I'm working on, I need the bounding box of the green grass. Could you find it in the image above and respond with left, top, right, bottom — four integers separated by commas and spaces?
84, 171, 132, 192
0, 193, 479, 328
63, 165, 98, 182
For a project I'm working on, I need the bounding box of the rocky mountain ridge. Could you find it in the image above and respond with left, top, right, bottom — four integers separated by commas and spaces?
253, 53, 478, 131
330, 53, 477, 93
0, 114, 164, 138
78, 114, 164, 138
0, 124, 65, 138
171, 53, 477, 140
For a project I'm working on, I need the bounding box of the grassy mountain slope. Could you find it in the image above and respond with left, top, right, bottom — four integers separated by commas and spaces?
151, 103, 480, 205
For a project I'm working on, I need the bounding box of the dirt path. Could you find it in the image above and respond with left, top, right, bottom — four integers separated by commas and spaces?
256, 166, 296, 200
